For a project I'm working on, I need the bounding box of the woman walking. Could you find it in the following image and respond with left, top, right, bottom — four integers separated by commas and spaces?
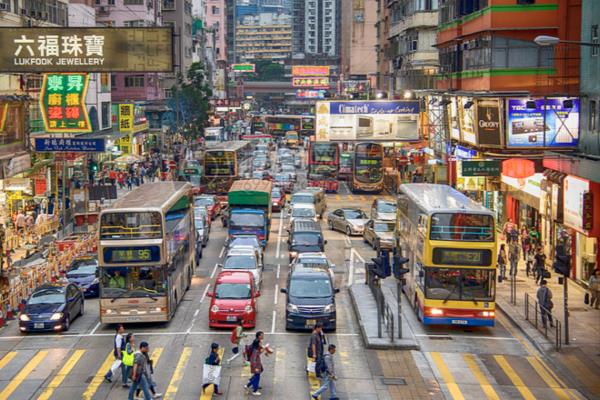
227, 318, 247, 366
244, 331, 272, 396
122, 333, 135, 389
497, 244, 507, 281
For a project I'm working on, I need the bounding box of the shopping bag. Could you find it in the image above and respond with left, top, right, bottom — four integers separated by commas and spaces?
306, 359, 316, 374
110, 360, 122, 375
202, 364, 222, 386
584, 292, 590, 305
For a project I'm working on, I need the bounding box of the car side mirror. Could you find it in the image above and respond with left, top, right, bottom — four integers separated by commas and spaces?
334, 288, 340, 294
280, 288, 287, 294
255, 290, 261, 297
217, 263, 223, 268
206, 291, 213, 297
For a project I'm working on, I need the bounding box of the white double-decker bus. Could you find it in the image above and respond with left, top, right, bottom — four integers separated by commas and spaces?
98, 182, 195, 323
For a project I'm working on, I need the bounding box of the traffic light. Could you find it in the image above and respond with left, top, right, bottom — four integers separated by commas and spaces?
89, 160, 98, 172
392, 254, 410, 280
553, 244, 571, 276
370, 250, 391, 279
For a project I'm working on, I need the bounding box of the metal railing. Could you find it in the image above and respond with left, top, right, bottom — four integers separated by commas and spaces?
366, 263, 395, 342
524, 293, 562, 351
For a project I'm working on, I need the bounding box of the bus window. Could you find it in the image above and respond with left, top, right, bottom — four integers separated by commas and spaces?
425, 268, 494, 301
101, 266, 167, 298
100, 212, 162, 240
462, 269, 494, 301
430, 213, 494, 242
425, 268, 460, 300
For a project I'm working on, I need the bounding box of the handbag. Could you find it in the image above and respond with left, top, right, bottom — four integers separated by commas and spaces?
584, 292, 590, 305
543, 270, 551, 279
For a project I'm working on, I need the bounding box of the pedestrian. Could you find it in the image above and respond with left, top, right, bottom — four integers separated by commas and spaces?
497, 244, 507, 281
588, 270, 600, 309
245, 331, 272, 396
117, 171, 125, 189
122, 333, 135, 389
128, 341, 152, 400
311, 344, 338, 400
529, 226, 540, 248
308, 322, 327, 377
521, 227, 531, 261
202, 343, 224, 396
227, 318, 248, 366
502, 218, 515, 242
534, 247, 547, 285
104, 324, 127, 385
509, 243, 520, 277
536, 280, 554, 328
526, 248, 535, 278
127, 174, 133, 190
134, 348, 162, 399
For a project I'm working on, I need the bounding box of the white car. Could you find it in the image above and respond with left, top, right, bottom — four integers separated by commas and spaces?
220, 248, 263, 289
290, 252, 336, 280
288, 203, 318, 230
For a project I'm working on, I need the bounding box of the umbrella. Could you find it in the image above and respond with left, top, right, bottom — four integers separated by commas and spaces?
113, 154, 143, 164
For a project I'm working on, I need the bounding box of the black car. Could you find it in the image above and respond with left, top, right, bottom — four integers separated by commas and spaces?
288, 220, 326, 262
19, 283, 84, 333
66, 257, 100, 297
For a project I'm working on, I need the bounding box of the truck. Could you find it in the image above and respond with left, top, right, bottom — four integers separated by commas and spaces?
227, 179, 272, 247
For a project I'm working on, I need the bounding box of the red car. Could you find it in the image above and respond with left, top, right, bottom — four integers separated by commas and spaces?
271, 188, 286, 212
194, 195, 221, 220
274, 173, 294, 193
208, 271, 260, 329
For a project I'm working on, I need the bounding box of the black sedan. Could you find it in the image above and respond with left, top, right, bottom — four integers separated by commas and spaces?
19, 283, 84, 333
66, 257, 100, 297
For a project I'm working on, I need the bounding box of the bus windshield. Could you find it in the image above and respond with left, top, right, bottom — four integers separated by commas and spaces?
425, 268, 494, 301
430, 213, 494, 242
101, 266, 167, 298
205, 151, 235, 176
311, 143, 337, 163
100, 212, 162, 240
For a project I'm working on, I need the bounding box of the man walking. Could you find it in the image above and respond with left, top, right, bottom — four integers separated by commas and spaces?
129, 341, 153, 400
104, 324, 127, 385
536, 280, 554, 328
309, 323, 326, 378
227, 318, 247, 366
509, 243, 520, 277
311, 344, 338, 400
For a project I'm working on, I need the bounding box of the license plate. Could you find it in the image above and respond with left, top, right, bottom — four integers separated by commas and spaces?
227, 316, 237, 322
34, 323, 44, 329
306, 319, 316, 327
451, 320, 468, 325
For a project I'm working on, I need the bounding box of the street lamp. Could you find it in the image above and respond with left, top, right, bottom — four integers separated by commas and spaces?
534, 35, 600, 47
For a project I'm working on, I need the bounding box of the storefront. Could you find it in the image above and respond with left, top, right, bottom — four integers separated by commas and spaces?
501, 173, 543, 237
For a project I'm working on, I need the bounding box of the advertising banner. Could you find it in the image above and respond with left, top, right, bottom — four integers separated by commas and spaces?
35, 137, 105, 152
457, 97, 476, 145
296, 89, 326, 99
341, 80, 370, 94
231, 63, 255, 72
447, 99, 461, 140
292, 77, 329, 88
315, 100, 420, 141
291, 65, 330, 76
0, 27, 173, 72
39, 73, 91, 133
563, 175, 590, 233
506, 98, 580, 148
476, 98, 503, 147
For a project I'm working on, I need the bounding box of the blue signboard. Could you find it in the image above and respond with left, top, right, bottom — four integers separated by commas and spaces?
506, 98, 579, 148
328, 101, 420, 115
35, 137, 105, 152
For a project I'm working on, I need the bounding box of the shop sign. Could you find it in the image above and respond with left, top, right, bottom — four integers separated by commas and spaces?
457, 97, 476, 145
447, 99, 460, 140
6, 154, 31, 177
506, 98, 579, 148
454, 145, 477, 160
0, 103, 7, 132
292, 77, 330, 88
563, 175, 590, 233
0, 27, 173, 72
341, 80, 370, 93
501, 173, 543, 199
476, 98, 503, 147
2, 178, 31, 192
231, 63, 255, 72
296, 89, 327, 99
34, 137, 105, 152
583, 192, 593, 231
40, 73, 91, 133
291, 65, 330, 76
461, 160, 501, 177
119, 104, 134, 132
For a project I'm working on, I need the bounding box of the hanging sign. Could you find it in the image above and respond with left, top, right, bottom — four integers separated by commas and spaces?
461, 160, 501, 177
40, 73, 91, 133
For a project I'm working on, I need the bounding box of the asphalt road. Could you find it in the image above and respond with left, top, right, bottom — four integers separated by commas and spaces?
0, 147, 590, 400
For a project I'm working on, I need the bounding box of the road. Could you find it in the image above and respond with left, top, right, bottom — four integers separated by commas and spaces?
0, 161, 592, 399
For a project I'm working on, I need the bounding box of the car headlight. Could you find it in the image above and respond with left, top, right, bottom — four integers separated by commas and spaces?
210, 305, 219, 313
19, 314, 30, 322
50, 312, 63, 321
324, 303, 335, 313
245, 305, 254, 314
287, 303, 298, 313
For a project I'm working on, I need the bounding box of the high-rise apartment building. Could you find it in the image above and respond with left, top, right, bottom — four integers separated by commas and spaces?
162, 0, 195, 95
205, 0, 227, 62
340, 0, 377, 78
235, 12, 292, 62
303, 0, 337, 57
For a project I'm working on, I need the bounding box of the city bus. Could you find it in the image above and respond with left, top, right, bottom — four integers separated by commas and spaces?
179, 159, 203, 193
308, 141, 339, 192
98, 182, 195, 323
395, 184, 497, 327
203, 141, 252, 197
265, 115, 303, 137
351, 142, 384, 192
251, 115, 266, 134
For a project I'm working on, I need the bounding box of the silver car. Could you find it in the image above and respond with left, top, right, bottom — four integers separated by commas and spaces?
219, 248, 263, 289
328, 208, 369, 236
370, 199, 397, 221
363, 220, 395, 251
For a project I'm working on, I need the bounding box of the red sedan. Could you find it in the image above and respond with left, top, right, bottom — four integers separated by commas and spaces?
208, 271, 260, 329
271, 188, 286, 212
194, 195, 221, 220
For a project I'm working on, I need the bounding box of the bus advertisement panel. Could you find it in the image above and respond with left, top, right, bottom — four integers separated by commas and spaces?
352, 142, 383, 193
308, 142, 339, 192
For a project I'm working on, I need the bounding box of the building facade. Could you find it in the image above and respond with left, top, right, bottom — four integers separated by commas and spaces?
340, 0, 377, 78
579, 0, 600, 156
235, 12, 292, 62
162, 0, 194, 95
375, 0, 391, 91
204, 0, 228, 62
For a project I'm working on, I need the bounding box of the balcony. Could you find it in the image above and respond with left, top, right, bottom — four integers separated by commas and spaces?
389, 11, 438, 39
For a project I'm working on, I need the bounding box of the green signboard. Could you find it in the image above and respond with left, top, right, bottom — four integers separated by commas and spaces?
231, 63, 255, 72
39, 73, 91, 133
461, 160, 501, 177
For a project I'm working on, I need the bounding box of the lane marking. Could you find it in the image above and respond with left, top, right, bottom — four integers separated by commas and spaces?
348, 245, 355, 287
82, 351, 114, 400
200, 284, 210, 303
210, 263, 219, 279
274, 284, 279, 305
276, 263, 281, 279
0, 350, 48, 399
335, 194, 341, 200
218, 246, 225, 258
38, 349, 86, 400
151, 347, 164, 365
463, 354, 500, 400
430, 352, 465, 400
348, 194, 354, 201
527, 356, 569, 400
193, 309, 200, 317
351, 247, 365, 263
494, 355, 536, 400
275, 214, 284, 259
89, 321, 101, 335
0, 352, 16, 370
165, 347, 192, 400
307, 355, 321, 398
271, 310, 276, 334
199, 347, 224, 399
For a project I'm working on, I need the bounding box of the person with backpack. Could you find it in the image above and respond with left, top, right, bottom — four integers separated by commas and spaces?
128, 341, 152, 400
122, 333, 135, 389
311, 344, 338, 400
536, 280, 554, 328
202, 343, 224, 396
245, 331, 271, 396
497, 244, 507, 281
104, 324, 127, 385
227, 318, 247, 366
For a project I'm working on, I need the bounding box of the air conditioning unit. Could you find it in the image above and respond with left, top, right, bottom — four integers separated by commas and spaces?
20, 8, 27, 15
0, 3, 8, 11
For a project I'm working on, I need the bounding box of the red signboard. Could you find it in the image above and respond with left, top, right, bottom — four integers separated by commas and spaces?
583, 192, 593, 231
292, 77, 330, 88
292, 66, 330, 76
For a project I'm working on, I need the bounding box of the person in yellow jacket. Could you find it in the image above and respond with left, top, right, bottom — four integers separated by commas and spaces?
122, 333, 135, 389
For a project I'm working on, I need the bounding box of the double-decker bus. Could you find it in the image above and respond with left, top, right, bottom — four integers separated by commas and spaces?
251, 115, 266, 134
98, 182, 195, 323
178, 159, 203, 194
308, 141, 339, 192
395, 184, 497, 327
351, 142, 384, 192
203, 141, 252, 196
300, 116, 315, 137
265, 115, 302, 137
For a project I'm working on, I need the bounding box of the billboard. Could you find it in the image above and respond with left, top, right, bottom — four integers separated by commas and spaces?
457, 97, 476, 145
563, 176, 590, 233
292, 65, 330, 76
0, 27, 173, 72
476, 98, 503, 147
292, 77, 329, 88
315, 101, 420, 141
231, 63, 255, 72
296, 89, 326, 99
506, 98, 580, 148
39, 73, 91, 133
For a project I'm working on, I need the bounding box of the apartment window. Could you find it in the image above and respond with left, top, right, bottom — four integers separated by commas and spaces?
111, 75, 116, 87
163, 0, 174, 9
590, 100, 597, 132
492, 36, 552, 70
164, 89, 172, 98
592, 25, 599, 57
26, 75, 43, 90
124, 75, 145, 87
100, 73, 110, 92
124, 20, 146, 27
124, 0, 144, 4
108, 0, 115, 4
212, 5, 219, 14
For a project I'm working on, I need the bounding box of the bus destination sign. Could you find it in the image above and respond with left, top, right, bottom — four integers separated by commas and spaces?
103, 246, 161, 264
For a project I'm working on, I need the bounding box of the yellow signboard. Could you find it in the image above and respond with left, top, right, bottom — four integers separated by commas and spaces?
119, 104, 134, 132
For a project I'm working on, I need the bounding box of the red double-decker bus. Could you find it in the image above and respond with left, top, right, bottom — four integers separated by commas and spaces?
308, 141, 339, 192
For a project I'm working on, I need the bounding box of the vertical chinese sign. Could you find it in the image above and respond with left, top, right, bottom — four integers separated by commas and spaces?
118, 104, 134, 154
39, 73, 91, 133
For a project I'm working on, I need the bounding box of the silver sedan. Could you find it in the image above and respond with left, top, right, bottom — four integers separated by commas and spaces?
327, 208, 369, 236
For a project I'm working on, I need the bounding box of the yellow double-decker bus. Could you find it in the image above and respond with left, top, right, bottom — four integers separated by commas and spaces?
395, 184, 497, 327
98, 182, 195, 323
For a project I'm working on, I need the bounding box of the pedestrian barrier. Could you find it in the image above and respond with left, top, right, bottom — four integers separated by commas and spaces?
524, 292, 562, 351
366, 264, 395, 341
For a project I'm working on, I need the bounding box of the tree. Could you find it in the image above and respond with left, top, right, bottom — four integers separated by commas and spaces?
245, 60, 285, 82
169, 62, 213, 139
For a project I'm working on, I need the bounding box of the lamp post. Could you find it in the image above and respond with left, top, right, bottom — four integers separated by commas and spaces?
534, 35, 600, 47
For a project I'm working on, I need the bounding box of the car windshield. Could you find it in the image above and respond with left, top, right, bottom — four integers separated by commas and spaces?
67, 260, 97, 276
425, 268, 494, 301
224, 255, 257, 270
275, 174, 290, 181
194, 197, 214, 207
291, 233, 321, 246
289, 277, 332, 298
100, 266, 167, 298
308, 165, 337, 180
292, 207, 315, 218
374, 222, 395, 232
430, 213, 494, 242
282, 165, 294, 172
230, 213, 264, 228
345, 210, 367, 219
377, 202, 396, 213
194, 209, 207, 219
28, 288, 65, 305
215, 283, 251, 299
291, 194, 314, 204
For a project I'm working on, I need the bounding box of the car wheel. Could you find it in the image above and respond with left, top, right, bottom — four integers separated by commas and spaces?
328, 220, 334, 230
345, 226, 352, 236
64, 315, 70, 331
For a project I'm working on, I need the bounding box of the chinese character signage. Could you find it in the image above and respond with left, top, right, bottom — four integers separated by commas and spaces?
34, 138, 105, 152
461, 160, 501, 177
119, 104, 134, 132
231, 63, 255, 72
291, 66, 330, 76
506, 97, 580, 148
40, 73, 91, 133
0, 103, 7, 132
0, 27, 173, 72
292, 77, 330, 88
296, 89, 326, 99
